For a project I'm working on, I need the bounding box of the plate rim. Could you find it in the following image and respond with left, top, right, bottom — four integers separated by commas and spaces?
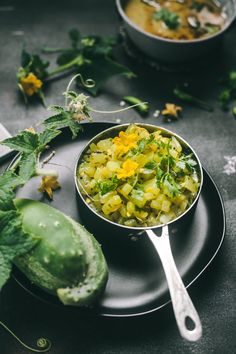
10, 122, 226, 318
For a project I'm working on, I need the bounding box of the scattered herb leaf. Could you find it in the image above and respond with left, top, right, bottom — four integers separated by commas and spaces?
218, 70, 236, 111
123, 96, 149, 115
174, 88, 214, 112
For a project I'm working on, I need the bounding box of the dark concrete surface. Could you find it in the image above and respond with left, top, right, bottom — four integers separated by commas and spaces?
0, 0, 235, 353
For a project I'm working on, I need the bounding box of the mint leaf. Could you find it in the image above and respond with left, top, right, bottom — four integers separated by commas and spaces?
0, 209, 39, 289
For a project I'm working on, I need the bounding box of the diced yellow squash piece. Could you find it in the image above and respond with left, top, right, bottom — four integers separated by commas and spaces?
106, 161, 120, 172
100, 191, 117, 204
102, 195, 122, 215
181, 176, 198, 193
159, 211, 176, 224
119, 183, 133, 197
161, 199, 171, 212
97, 138, 112, 151
92, 153, 107, 164
127, 201, 135, 216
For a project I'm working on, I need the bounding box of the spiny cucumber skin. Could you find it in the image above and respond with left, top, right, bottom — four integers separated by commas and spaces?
14, 199, 108, 306
14, 199, 87, 290
57, 216, 108, 306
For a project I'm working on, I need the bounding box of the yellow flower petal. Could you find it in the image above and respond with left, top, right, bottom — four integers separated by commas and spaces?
162, 103, 182, 117
25, 127, 36, 134
113, 131, 138, 154
20, 73, 43, 96
117, 159, 139, 179
38, 176, 60, 199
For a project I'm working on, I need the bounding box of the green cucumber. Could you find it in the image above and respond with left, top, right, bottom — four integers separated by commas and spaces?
14, 199, 108, 306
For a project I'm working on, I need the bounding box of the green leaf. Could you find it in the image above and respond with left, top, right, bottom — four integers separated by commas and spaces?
82, 36, 117, 57
144, 161, 157, 170
191, 0, 205, 11
1, 131, 39, 153
18, 153, 37, 181
43, 112, 82, 139
0, 209, 39, 289
97, 177, 118, 195
29, 54, 49, 80
57, 50, 80, 66
38, 128, 61, 147
163, 175, 180, 197
0, 171, 24, 191
218, 89, 231, 110
76, 56, 135, 96
0, 171, 24, 211
69, 28, 81, 49
156, 168, 164, 188
153, 8, 180, 29
19, 49, 49, 80
21, 49, 31, 67
48, 105, 65, 113
68, 120, 83, 139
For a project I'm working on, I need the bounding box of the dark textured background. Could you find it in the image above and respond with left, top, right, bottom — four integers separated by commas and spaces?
0, 0, 236, 353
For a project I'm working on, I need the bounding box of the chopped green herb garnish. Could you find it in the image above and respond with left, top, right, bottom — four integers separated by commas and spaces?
191, 0, 205, 12
144, 161, 157, 170
153, 8, 180, 29
163, 174, 180, 197
97, 177, 119, 195
205, 23, 220, 35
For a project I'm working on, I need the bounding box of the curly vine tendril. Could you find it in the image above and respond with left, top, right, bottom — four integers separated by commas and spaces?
65, 73, 95, 107
0, 320, 52, 353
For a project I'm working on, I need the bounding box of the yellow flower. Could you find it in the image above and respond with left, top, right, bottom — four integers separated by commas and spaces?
162, 103, 182, 117
117, 159, 139, 179
20, 73, 43, 96
25, 127, 36, 134
113, 131, 138, 154
38, 175, 60, 199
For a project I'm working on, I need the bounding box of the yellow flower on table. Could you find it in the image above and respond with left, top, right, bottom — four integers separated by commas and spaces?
113, 131, 138, 154
117, 159, 139, 179
38, 175, 60, 199
20, 73, 43, 96
162, 103, 182, 117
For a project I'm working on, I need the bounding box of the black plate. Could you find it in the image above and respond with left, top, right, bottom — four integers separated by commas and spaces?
12, 122, 225, 317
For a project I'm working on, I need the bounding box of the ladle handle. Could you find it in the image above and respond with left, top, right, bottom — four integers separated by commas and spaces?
146, 226, 202, 342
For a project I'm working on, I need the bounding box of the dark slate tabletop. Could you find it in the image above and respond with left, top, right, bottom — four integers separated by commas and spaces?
0, 0, 236, 353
